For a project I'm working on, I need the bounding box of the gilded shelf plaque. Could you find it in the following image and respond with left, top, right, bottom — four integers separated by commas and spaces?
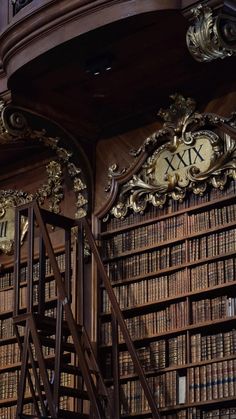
106, 95, 236, 220
153, 135, 214, 188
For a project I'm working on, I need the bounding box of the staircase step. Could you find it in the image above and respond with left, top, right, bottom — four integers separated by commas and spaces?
58, 409, 89, 418
59, 385, 89, 400
44, 354, 73, 371
13, 313, 83, 337
40, 336, 76, 353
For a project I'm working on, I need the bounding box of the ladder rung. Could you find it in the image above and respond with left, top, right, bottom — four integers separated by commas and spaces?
39, 336, 76, 352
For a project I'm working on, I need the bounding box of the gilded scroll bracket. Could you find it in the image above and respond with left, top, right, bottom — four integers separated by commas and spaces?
106, 94, 236, 220
0, 102, 89, 254
186, 4, 236, 62
0, 101, 88, 221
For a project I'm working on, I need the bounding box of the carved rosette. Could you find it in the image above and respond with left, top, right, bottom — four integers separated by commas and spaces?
186, 5, 236, 62
107, 94, 236, 220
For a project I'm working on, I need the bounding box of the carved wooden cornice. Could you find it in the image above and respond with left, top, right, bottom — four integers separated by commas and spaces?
100, 94, 236, 220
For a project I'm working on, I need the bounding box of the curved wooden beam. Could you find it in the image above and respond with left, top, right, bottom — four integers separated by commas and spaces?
0, 0, 181, 77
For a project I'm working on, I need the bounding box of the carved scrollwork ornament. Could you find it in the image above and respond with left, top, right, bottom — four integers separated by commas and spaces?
0, 103, 88, 220
0, 190, 32, 254
106, 94, 236, 220
186, 4, 236, 62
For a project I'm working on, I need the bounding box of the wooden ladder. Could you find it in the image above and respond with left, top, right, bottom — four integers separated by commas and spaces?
13, 201, 160, 418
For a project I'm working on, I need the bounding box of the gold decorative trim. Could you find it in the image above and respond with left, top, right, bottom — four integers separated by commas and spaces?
0, 161, 64, 254
0, 102, 88, 219
0, 190, 31, 254
35, 161, 64, 214
186, 4, 236, 62
107, 94, 236, 220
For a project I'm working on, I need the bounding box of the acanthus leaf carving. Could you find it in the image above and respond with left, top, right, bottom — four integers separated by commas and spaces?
106, 95, 236, 220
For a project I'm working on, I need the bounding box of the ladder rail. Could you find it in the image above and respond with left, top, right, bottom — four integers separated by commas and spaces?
81, 217, 160, 419
13, 201, 160, 418
32, 202, 110, 419
14, 326, 42, 418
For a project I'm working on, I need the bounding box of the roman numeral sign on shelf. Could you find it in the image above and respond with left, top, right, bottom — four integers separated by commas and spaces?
96, 94, 236, 418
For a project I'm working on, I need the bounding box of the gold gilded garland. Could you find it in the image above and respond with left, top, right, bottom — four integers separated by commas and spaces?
0, 102, 89, 254
106, 95, 236, 220
0, 101, 88, 220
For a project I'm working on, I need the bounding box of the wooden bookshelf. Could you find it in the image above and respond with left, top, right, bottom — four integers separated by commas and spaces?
97, 177, 236, 418
0, 249, 75, 418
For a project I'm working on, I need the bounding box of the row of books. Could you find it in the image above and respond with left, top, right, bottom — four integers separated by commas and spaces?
0, 368, 72, 401
121, 371, 183, 413
0, 403, 36, 419
0, 279, 57, 313
0, 318, 19, 340
0, 343, 21, 367
120, 359, 236, 410
105, 243, 185, 281
103, 201, 236, 259
188, 202, 236, 234
0, 270, 14, 290
101, 301, 188, 344
190, 257, 236, 291
0, 252, 66, 291
189, 359, 236, 402
19, 252, 66, 282
201, 407, 236, 418
102, 214, 185, 258
185, 407, 236, 419
102, 295, 236, 346
0, 342, 55, 367
161, 411, 187, 419
119, 407, 236, 419
104, 180, 236, 232
189, 228, 236, 262
0, 370, 20, 399
191, 330, 236, 363
101, 269, 187, 313
0, 397, 73, 418
102, 256, 236, 313
106, 335, 186, 377
105, 230, 235, 282
191, 295, 236, 324
104, 239, 235, 284
105, 327, 236, 375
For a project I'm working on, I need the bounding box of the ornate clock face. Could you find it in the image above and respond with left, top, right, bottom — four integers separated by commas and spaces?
154, 136, 214, 187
